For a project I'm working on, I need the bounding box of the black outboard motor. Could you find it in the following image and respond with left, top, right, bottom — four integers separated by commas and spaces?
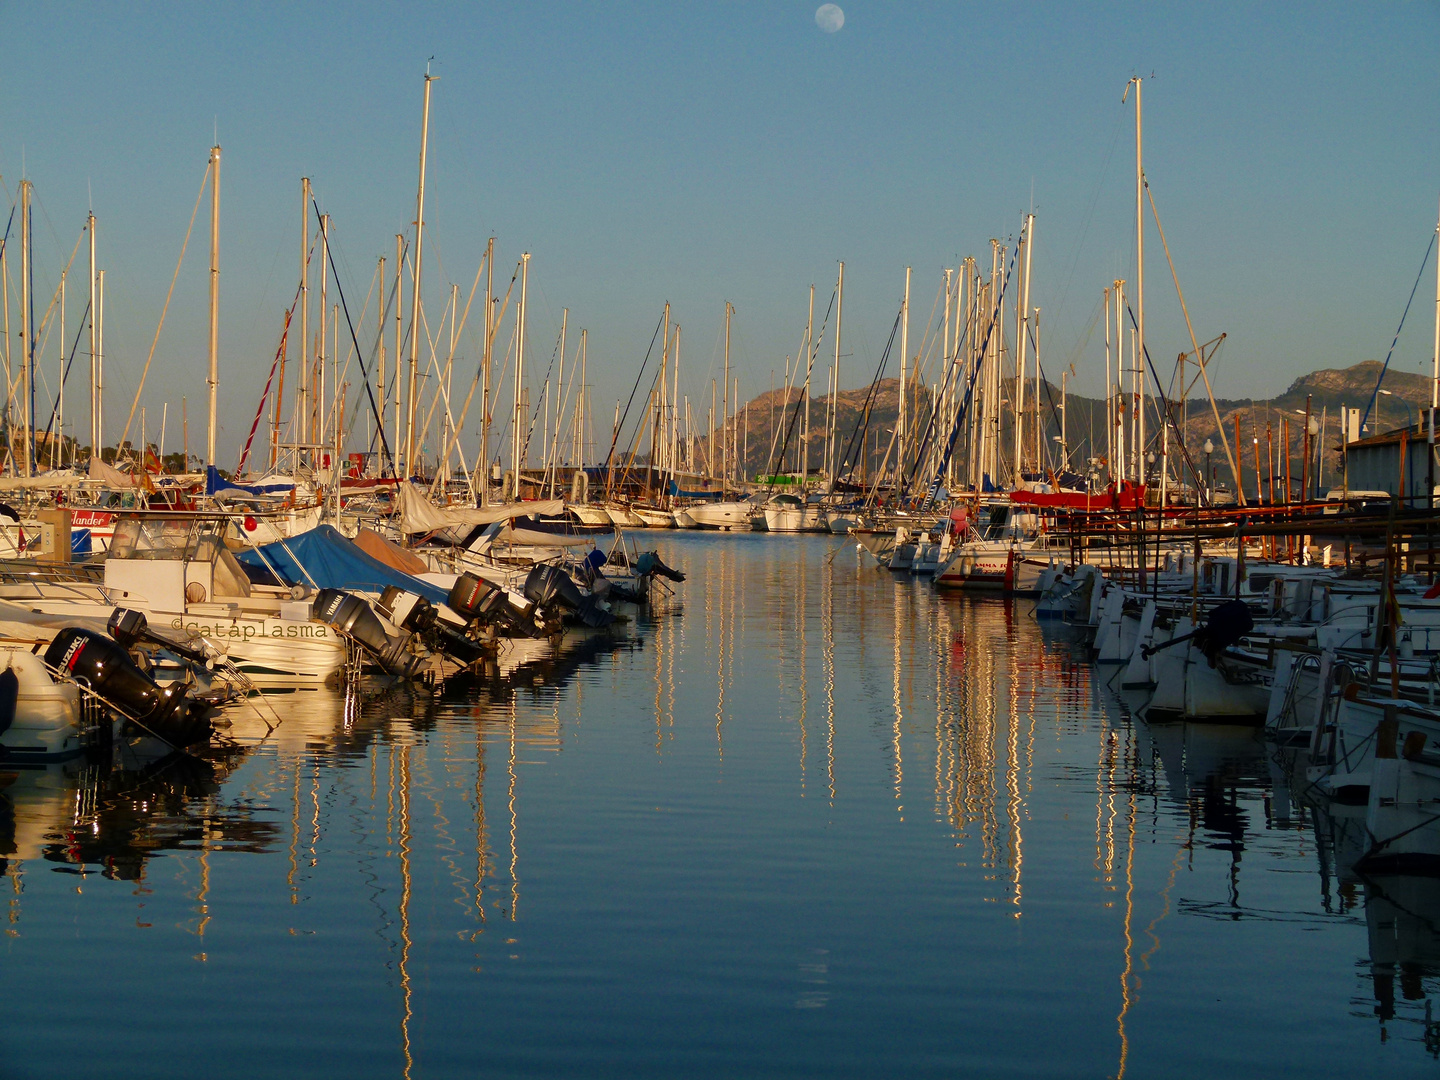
1192, 600, 1255, 667
448, 572, 544, 637
635, 551, 685, 583
109, 608, 212, 666
313, 588, 427, 679
45, 628, 213, 747
377, 586, 488, 667
523, 564, 614, 629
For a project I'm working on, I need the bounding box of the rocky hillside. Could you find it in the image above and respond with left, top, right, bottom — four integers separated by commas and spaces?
699, 360, 1429, 492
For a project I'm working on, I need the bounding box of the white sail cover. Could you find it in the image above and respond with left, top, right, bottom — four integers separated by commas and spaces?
0, 469, 91, 491
396, 482, 563, 534
87, 457, 141, 488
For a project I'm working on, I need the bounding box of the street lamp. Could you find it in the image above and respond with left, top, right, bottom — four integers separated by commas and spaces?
1203, 438, 1214, 502
1378, 389, 1414, 431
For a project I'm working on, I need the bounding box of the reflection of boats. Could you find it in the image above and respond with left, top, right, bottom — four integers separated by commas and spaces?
1363, 875, 1440, 1040
0, 749, 256, 879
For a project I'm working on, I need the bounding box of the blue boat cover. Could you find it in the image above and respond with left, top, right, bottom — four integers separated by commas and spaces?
235, 525, 448, 605
206, 465, 296, 497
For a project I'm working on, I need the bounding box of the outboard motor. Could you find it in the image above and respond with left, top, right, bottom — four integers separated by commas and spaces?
377, 586, 488, 667
1192, 599, 1255, 666
635, 551, 685, 584
313, 588, 427, 679
523, 564, 614, 629
448, 572, 543, 637
108, 608, 212, 667
45, 628, 213, 747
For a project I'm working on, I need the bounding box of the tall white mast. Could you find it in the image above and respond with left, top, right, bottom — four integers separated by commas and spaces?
406, 71, 435, 479
512, 253, 529, 494
393, 235, 403, 474
480, 236, 494, 503
1128, 77, 1146, 483
20, 180, 31, 476
1013, 215, 1034, 482
1432, 191, 1439, 418
206, 144, 220, 469
97, 270, 104, 456
802, 285, 814, 482
832, 261, 844, 482
722, 301, 731, 489
899, 266, 910, 457
88, 211, 98, 457
1103, 286, 1112, 484
298, 177, 310, 468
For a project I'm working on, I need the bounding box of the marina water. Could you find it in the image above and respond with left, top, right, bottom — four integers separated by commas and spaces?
2, 532, 1432, 1078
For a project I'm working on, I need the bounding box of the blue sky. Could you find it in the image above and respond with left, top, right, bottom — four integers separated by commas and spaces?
1, 2, 1437, 462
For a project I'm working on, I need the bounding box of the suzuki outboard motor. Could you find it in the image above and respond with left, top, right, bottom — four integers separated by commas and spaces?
313, 589, 427, 679
523, 564, 614, 629
377, 587, 488, 667
45, 628, 213, 747
448, 572, 544, 637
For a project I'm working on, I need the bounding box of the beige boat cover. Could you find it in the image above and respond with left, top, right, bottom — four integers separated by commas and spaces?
353, 527, 431, 575
397, 482, 563, 534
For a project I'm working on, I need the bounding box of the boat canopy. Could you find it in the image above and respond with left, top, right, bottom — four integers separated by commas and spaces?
235, 524, 448, 604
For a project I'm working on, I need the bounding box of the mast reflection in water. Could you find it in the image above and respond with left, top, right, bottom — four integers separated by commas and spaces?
2, 531, 1439, 1078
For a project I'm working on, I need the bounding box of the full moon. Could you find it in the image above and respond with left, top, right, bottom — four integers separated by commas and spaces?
815, 4, 844, 33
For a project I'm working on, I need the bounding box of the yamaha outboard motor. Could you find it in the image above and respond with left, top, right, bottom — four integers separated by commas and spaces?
313, 588, 427, 679
45, 628, 213, 747
448, 572, 544, 637
523, 564, 614, 629
377, 586, 488, 667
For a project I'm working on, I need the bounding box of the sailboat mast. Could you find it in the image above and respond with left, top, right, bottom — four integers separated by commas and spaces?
394, 235, 403, 475
481, 236, 494, 504
722, 301, 731, 489
88, 212, 98, 458
832, 261, 844, 483
899, 266, 910, 462
1103, 286, 1112, 484
1131, 77, 1146, 484
802, 285, 814, 481
512, 253, 529, 495
206, 144, 220, 469
298, 177, 310, 468
406, 72, 435, 479
377, 255, 386, 462
20, 180, 31, 476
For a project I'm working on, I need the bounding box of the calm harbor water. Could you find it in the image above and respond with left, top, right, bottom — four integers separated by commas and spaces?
2, 531, 1436, 1078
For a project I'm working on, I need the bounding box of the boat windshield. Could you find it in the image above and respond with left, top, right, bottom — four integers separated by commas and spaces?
109, 517, 230, 564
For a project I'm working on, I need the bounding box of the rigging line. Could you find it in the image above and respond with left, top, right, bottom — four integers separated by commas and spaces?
313, 198, 395, 475
1360, 227, 1437, 434
118, 160, 210, 454
603, 307, 665, 477
1123, 302, 1205, 498
831, 301, 902, 492
769, 286, 837, 478
907, 246, 1016, 501
236, 293, 299, 475
36, 297, 92, 450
